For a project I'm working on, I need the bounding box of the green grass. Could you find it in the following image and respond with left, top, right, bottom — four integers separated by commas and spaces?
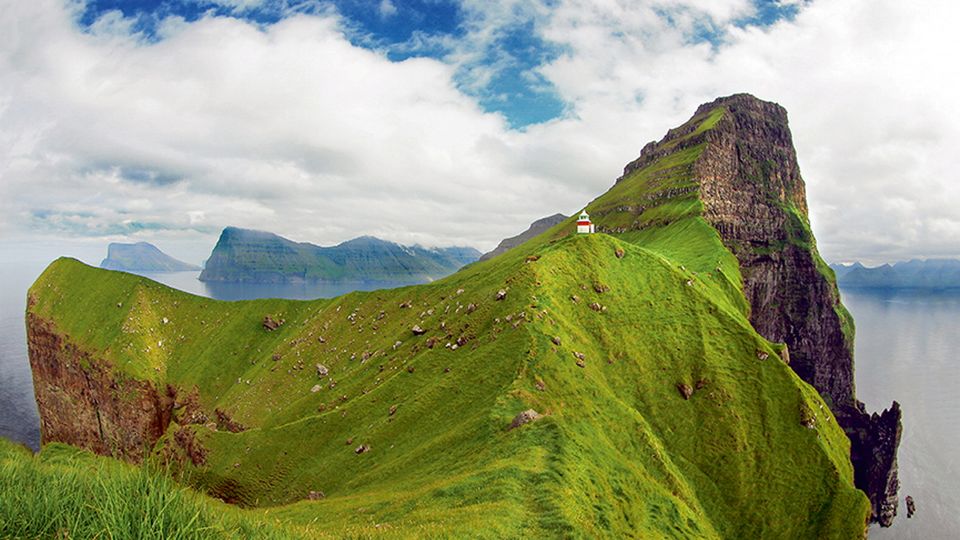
22, 101, 870, 538
26, 230, 869, 538
0, 438, 299, 539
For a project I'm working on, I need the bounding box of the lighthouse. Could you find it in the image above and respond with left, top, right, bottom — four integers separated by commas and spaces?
576, 209, 595, 234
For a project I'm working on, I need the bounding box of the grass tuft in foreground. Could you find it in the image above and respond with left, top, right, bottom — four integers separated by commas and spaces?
0, 438, 298, 539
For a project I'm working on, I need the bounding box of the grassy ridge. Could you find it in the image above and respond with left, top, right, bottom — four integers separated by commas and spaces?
27, 231, 868, 537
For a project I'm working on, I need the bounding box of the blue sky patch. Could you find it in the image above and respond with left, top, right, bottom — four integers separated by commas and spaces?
74, 0, 792, 129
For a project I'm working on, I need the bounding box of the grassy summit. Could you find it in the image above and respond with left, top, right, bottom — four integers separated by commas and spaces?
23, 98, 872, 538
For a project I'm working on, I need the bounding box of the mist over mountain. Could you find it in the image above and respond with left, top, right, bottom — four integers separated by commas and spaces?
832, 259, 960, 289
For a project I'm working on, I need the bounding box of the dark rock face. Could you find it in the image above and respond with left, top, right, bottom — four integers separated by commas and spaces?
627, 93, 902, 526
27, 313, 175, 463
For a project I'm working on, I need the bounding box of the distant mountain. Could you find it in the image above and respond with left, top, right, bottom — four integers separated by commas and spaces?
99, 242, 200, 272
199, 227, 481, 283
479, 213, 567, 262
831, 259, 960, 289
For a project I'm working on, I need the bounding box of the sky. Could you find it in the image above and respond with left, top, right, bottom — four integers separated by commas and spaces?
0, 0, 957, 267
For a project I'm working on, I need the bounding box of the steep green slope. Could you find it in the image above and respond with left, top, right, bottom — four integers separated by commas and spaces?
199, 228, 480, 283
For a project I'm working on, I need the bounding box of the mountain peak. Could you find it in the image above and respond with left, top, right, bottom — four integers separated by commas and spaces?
100, 242, 199, 272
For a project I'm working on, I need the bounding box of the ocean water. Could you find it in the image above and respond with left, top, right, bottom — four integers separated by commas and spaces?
845, 287, 960, 538
0, 260, 956, 535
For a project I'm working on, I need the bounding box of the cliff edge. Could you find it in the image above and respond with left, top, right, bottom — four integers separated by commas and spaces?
609, 93, 902, 526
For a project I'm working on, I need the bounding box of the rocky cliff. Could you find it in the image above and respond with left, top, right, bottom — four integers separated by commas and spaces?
611, 93, 902, 526
27, 311, 175, 463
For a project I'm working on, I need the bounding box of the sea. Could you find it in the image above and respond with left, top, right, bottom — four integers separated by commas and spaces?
0, 259, 956, 537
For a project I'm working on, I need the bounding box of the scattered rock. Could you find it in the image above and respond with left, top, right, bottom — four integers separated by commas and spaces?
570, 294, 580, 303
444, 367, 451, 373
407, 365, 415, 373
393, 341, 402, 350
576, 359, 586, 368
588, 302, 606, 312
592, 283, 609, 294
456, 335, 469, 347
262, 315, 285, 331
425, 337, 438, 349
695, 379, 708, 390
551, 336, 562, 346
116, 302, 123, 308
614, 248, 625, 259
496, 289, 508, 301
686, 279, 693, 286
509, 409, 542, 429
573, 351, 585, 361
399, 300, 412, 309
355, 444, 370, 454
677, 383, 693, 400
389, 404, 398, 416
311, 384, 322, 393
535, 379, 546, 391
525, 255, 540, 263
456, 288, 464, 295
215, 409, 246, 433
318, 336, 326, 343
316, 364, 329, 378
272, 353, 282, 361
466, 303, 477, 313
906, 495, 915, 518
346, 437, 353, 445
411, 325, 426, 335
756, 350, 769, 361
308, 490, 325, 500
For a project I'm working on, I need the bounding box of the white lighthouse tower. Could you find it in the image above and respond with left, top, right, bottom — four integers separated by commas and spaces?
576, 209, 595, 234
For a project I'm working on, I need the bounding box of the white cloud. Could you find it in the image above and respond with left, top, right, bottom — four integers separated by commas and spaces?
378, 0, 397, 19
0, 0, 957, 267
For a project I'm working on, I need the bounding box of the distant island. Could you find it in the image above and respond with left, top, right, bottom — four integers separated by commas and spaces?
199, 227, 481, 283
479, 213, 567, 261
99, 242, 200, 272
832, 259, 960, 289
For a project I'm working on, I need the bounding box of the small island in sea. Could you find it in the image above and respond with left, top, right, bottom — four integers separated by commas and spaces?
100, 242, 200, 272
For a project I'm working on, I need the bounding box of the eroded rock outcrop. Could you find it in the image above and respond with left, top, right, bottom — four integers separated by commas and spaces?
621, 93, 903, 526
27, 313, 175, 463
